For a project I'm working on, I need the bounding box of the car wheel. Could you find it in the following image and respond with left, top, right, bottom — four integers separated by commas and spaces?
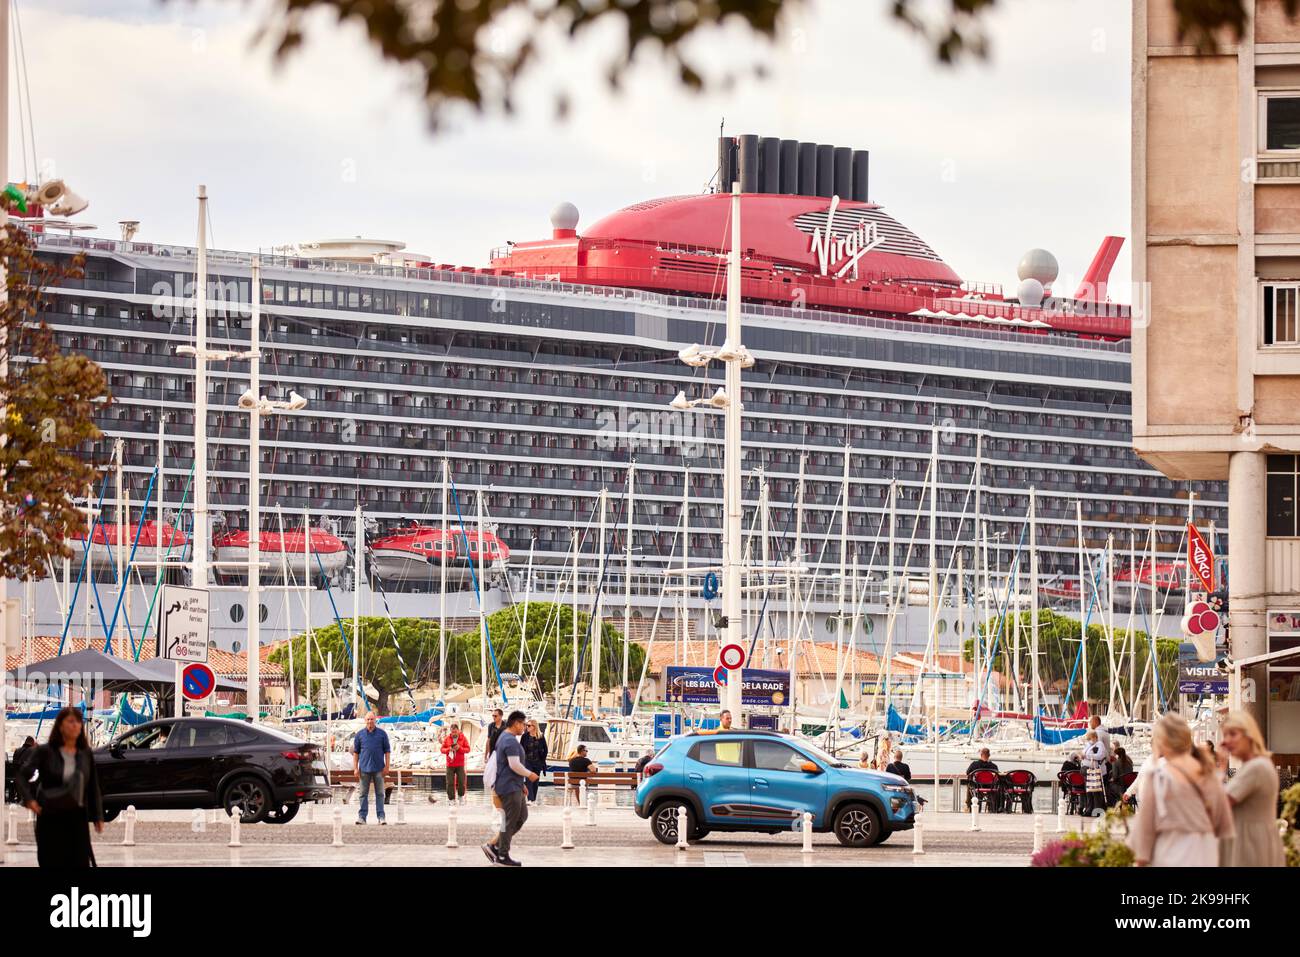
222, 777, 272, 823
101, 806, 121, 824
264, 802, 300, 824
650, 799, 693, 845
833, 803, 882, 847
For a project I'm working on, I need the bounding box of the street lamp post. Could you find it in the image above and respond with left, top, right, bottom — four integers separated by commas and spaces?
236, 258, 306, 722
671, 182, 752, 722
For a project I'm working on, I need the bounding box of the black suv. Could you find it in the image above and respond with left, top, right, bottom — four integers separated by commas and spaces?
95, 717, 331, 823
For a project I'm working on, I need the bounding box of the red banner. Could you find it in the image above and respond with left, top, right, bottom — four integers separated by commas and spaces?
1187, 523, 1215, 593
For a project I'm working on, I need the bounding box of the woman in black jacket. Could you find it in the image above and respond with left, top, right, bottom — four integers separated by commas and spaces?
17, 707, 104, 867
520, 719, 548, 804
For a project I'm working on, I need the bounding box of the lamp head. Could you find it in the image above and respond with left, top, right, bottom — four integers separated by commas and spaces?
286, 391, 308, 411
669, 391, 691, 411
237, 389, 258, 411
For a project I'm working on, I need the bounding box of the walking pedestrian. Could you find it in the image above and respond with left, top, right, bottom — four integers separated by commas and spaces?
1218, 710, 1286, 867
1127, 714, 1233, 867
482, 710, 537, 867
521, 719, 548, 804
884, 749, 912, 782
441, 724, 469, 804
485, 708, 505, 757
717, 709, 734, 731
16, 708, 104, 867
352, 712, 391, 825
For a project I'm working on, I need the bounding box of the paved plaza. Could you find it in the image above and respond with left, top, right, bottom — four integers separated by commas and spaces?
1, 800, 1075, 867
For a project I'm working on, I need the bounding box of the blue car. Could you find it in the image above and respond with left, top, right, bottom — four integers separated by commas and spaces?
635, 730, 916, 847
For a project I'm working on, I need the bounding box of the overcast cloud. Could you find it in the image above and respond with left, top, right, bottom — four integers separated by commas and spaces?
15, 0, 1131, 293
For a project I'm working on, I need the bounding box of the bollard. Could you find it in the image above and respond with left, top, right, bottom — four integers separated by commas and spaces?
447, 806, 462, 847
801, 812, 814, 855
1033, 814, 1044, 853
578, 779, 588, 812
1056, 795, 1066, 833
332, 807, 344, 847
228, 811, 241, 848
5, 804, 18, 845
560, 807, 575, 849
675, 806, 689, 850
307, 801, 315, 825
121, 806, 137, 846
445, 806, 459, 848
585, 789, 597, 827
396, 788, 407, 826
969, 799, 981, 832
191, 808, 206, 833
912, 820, 924, 855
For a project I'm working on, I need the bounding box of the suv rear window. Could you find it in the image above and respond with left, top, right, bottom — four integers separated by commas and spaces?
689, 740, 744, 767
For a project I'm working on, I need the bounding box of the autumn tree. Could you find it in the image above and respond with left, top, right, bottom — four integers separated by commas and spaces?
0, 224, 110, 581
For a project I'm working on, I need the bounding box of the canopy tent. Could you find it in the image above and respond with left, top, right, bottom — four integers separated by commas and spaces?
7, 647, 245, 696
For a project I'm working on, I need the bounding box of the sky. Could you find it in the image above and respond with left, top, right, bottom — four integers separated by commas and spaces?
13, 0, 1132, 293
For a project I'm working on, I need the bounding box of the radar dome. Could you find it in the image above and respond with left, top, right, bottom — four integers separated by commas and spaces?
550, 202, 580, 232
1017, 278, 1045, 307
1017, 248, 1059, 285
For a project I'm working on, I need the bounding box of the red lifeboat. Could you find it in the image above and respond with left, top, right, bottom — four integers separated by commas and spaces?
368, 525, 458, 582
213, 526, 348, 577
87, 521, 188, 565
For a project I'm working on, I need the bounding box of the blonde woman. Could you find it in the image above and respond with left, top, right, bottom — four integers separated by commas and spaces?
1219, 710, 1286, 867
1127, 714, 1234, 866
874, 734, 894, 771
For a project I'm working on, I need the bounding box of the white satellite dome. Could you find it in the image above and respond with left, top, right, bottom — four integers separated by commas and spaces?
1017, 277, 1045, 307
1017, 248, 1059, 285
550, 201, 580, 231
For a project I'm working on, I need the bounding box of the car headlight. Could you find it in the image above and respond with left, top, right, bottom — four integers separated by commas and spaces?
882, 784, 912, 796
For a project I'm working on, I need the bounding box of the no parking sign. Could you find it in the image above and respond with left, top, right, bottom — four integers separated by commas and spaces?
182, 662, 216, 702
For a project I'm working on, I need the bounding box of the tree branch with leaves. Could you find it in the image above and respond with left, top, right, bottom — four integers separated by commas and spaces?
0, 224, 111, 582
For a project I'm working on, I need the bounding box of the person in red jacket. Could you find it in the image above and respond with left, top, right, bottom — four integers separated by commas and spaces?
442, 726, 470, 804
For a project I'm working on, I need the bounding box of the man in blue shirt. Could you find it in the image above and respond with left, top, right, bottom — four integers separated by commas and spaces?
483, 710, 537, 867
352, 712, 391, 825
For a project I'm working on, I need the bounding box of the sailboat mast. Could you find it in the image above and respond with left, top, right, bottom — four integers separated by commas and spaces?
623, 463, 634, 700
439, 458, 448, 703
720, 182, 745, 721
1029, 486, 1039, 732
593, 486, 607, 717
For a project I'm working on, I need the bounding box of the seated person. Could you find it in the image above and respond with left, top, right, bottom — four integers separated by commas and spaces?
567, 745, 595, 804
884, 749, 911, 782
1060, 753, 1081, 776
964, 748, 999, 811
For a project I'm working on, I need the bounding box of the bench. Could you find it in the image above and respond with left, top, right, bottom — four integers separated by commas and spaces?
327, 769, 414, 804
552, 771, 640, 806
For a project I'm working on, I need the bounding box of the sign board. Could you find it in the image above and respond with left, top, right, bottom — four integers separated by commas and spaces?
653, 712, 684, 740
157, 585, 210, 663
718, 643, 746, 670
1178, 642, 1228, 695
181, 662, 216, 702
1187, 524, 1215, 594
665, 666, 790, 707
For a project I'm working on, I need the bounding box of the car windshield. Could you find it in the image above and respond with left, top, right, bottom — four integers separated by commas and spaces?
791, 739, 850, 768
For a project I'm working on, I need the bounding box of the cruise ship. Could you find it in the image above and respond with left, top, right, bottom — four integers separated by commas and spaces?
20, 133, 1225, 651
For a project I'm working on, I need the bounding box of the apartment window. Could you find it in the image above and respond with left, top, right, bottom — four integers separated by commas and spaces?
1262, 283, 1300, 346
1267, 455, 1299, 537
1260, 91, 1300, 152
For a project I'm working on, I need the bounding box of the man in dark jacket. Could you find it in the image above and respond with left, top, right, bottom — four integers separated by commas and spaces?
964, 748, 999, 811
